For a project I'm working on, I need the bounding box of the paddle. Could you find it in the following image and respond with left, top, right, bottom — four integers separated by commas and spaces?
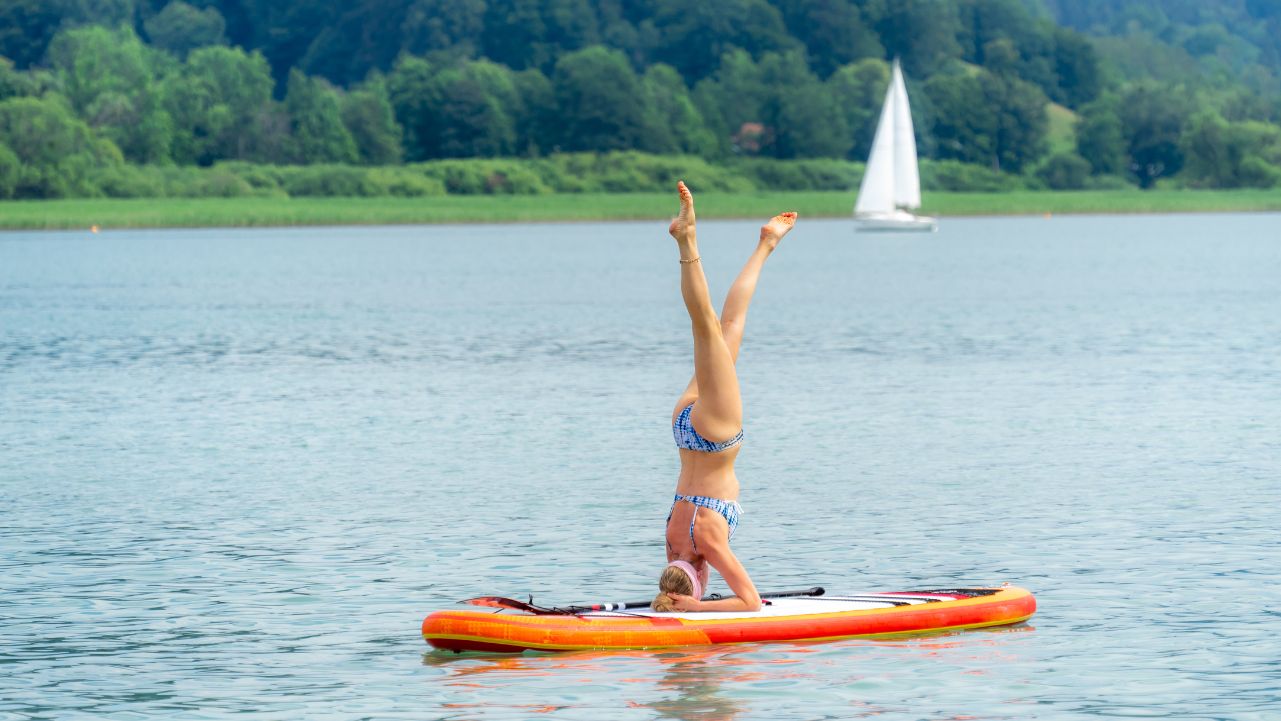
461, 586, 825, 615
461, 595, 547, 614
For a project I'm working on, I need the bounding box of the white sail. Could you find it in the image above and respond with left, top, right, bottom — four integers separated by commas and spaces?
889, 60, 921, 209
853, 59, 935, 231
854, 67, 898, 215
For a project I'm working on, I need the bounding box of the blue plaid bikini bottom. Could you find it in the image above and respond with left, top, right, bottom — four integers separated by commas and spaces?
667, 494, 742, 553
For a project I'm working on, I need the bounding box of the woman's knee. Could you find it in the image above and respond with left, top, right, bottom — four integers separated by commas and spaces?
720, 317, 743, 336
690, 311, 723, 337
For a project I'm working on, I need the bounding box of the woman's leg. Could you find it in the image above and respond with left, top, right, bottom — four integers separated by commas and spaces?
668, 182, 742, 442
719, 211, 796, 363
672, 202, 797, 416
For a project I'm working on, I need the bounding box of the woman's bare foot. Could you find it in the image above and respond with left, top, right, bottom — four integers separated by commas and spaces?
759, 211, 797, 250
669, 181, 696, 243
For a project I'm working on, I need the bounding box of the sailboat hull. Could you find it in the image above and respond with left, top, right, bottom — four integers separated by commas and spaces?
855, 212, 938, 232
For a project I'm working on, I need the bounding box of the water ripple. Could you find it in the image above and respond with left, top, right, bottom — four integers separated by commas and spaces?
2, 216, 1280, 719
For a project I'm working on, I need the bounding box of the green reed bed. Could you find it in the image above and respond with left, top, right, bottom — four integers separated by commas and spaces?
921, 189, 1281, 216
0, 195, 670, 230
3, 189, 1280, 231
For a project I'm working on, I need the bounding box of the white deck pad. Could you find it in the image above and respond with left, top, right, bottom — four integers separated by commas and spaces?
509, 593, 950, 621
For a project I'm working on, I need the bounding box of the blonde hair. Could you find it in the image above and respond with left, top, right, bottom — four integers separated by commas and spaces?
651, 564, 695, 612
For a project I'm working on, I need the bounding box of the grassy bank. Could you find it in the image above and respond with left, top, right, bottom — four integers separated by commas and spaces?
3, 189, 1280, 230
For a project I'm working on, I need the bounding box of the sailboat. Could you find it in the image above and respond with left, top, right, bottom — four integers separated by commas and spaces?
854, 59, 937, 232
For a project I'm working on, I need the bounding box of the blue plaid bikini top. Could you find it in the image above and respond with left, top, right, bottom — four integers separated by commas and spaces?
673, 403, 744, 453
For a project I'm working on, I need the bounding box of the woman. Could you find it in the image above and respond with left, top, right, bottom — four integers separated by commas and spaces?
653, 181, 796, 613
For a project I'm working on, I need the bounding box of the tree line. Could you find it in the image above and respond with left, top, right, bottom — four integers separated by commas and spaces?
1, 0, 1280, 199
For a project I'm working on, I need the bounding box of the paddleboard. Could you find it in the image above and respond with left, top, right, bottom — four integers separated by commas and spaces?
423, 586, 1035, 653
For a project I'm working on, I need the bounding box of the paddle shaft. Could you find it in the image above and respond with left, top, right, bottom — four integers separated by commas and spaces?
558, 586, 825, 613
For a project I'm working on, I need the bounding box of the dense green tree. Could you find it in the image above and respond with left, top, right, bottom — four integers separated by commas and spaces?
642, 64, 717, 156
0, 0, 64, 69
776, 0, 883, 77
956, 0, 1039, 66
237, 0, 342, 87
403, 0, 486, 58
551, 46, 651, 152
284, 69, 358, 164
512, 68, 555, 155
977, 37, 1019, 77
59, 0, 137, 27
0, 95, 123, 197
162, 45, 274, 164
827, 57, 890, 160
387, 56, 437, 160
0, 59, 37, 101
757, 50, 850, 158
980, 70, 1049, 172
466, 60, 524, 122
924, 71, 992, 164
1051, 27, 1099, 109
47, 26, 153, 114
481, 0, 601, 72
197, 0, 256, 50
925, 66, 1046, 171
298, 1, 414, 86
144, 1, 227, 58
84, 90, 175, 165
434, 69, 517, 157
648, 0, 796, 82
955, 1, 1098, 108
46, 25, 174, 164
1119, 83, 1191, 187
0, 142, 18, 198
341, 78, 404, 165
389, 58, 520, 159
867, 0, 962, 76
595, 8, 646, 66
1048, 0, 1281, 61
1257, 8, 1281, 78
692, 50, 770, 155
1075, 95, 1126, 176
1035, 151, 1091, 189
1217, 85, 1280, 123
1180, 110, 1281, 187
540, 0, 602, 57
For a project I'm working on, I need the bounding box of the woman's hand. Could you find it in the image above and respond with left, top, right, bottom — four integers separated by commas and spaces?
664, 593, 702, 612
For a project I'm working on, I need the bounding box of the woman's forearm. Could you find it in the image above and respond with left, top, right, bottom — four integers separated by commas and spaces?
695, 596, 762, 612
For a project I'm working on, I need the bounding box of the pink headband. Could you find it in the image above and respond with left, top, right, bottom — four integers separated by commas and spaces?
667, 560, 702, 600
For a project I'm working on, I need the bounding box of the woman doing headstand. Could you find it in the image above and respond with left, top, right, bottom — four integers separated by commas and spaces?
653, 181, 796, 613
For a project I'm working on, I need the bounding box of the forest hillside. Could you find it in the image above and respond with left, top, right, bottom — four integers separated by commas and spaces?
2, 0, 1280, 199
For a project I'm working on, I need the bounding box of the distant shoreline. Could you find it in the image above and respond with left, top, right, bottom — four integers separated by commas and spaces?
3, 190, 1280, 231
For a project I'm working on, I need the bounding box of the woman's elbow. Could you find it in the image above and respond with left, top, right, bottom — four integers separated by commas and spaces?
741, 594, 762, 612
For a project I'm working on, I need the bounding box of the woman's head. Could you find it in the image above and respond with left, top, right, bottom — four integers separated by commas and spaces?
651, 561, 701, 612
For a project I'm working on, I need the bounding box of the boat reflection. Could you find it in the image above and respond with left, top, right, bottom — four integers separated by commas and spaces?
423, 624, 1034, 720
425, 645, 754, 721
644, 648, 753, 721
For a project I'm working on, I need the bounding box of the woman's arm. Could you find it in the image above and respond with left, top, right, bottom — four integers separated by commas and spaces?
667, 528, 761, 612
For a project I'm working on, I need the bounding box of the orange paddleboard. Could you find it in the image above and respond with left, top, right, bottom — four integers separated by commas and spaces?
424, 586, 1035, 653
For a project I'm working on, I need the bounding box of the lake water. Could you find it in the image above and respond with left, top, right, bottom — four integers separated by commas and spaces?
2, 214, 1279, 720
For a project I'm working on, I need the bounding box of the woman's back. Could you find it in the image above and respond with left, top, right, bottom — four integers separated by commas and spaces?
675, 446, 740, 500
